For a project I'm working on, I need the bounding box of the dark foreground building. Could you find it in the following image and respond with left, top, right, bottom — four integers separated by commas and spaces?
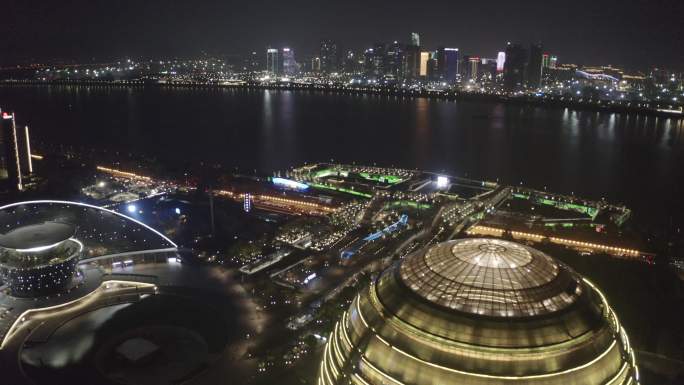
319, 238, 639, 385
503, 44, 526, 91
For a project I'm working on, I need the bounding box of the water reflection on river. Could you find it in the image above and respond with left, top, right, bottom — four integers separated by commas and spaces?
0, 86, 681, 228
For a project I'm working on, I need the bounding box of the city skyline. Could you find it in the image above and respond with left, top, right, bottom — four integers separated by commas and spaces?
2, 0, 684, 71
0, 2, 683, 383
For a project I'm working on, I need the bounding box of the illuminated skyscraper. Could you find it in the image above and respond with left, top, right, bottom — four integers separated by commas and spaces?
282, 48, 298, 76
320, 39, 339, 74
434, 47, 457, 81
443, 48, 459, 83
247, 51, 260, 72
550, 55, 558, 69
363, 48, 374, 75
419, 51, 430, 77
542, 53, 551, 68
496, 51, 506, 72
342, 50, 361, 74
0, 110, 23, 191
311, 57, 321, 72
468, 56, 480, 81
387, 41, 404, 77
371, 42, 387, 76
410, 32, 420, 47
266, 48, 279, 75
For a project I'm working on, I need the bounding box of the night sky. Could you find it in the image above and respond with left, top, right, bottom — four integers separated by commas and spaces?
3, 0, 683, 71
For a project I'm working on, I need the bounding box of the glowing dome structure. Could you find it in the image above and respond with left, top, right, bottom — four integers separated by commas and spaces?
0, 222, 82, 296
319, 238, 639, 385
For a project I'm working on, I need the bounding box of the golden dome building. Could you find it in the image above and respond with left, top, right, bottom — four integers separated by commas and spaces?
319, 238, 639, 385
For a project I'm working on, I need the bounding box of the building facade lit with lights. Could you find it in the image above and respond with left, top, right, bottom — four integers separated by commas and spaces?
0, 222, 82, 297
319, 238, 639, 385
0, 110, 31, 192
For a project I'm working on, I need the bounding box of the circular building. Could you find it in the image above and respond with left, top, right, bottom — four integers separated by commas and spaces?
0, 222, 82, 297
319, 238, 639, 385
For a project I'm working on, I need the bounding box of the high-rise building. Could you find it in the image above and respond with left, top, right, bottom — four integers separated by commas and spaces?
320, 39, 339, 74
0, 110, 23, 191
266, 48, 279, 75
342, 50, 360, 74
468, 56, 480, 81
371, 42, 387, 76
526, 43, 544, 89
311, 57, 321, 72
404, 44, 421, 79
318, 238, 640, 385
386, 41, 404, 77
435, 47, 446, 80
244, 51, 261, 72
281, 48, 297, 76
480, 58, 498, 82
550, 55, 558, 69
363, 48, 375, 75
426, 57, 438, 81
419, 51, 430, 77
496, 51, 506, 72
542, 53, 551, 68
503, 43, 526, 91
410, 32, 420, 47
443, 48, 459, 83
460, 55, 470, 79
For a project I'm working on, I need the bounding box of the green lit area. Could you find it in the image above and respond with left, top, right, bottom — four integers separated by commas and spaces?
358, 172, 404, 184
313, 168, 348, 178
309, 182, 373, 198
513, 193, 599, 219
383, 201, 431, 210
310, 168, 403, 185
544, 222, 576, 228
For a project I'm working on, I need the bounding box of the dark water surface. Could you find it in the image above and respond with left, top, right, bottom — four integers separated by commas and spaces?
1, 85, 682, 228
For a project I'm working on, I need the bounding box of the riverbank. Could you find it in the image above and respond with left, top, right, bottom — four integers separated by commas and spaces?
2, 79, 682, 119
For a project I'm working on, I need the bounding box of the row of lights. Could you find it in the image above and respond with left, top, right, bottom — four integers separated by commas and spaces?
96, 166, 151, 181
467, 225, 642, 257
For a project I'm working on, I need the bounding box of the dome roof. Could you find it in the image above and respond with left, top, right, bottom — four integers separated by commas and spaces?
399, 238, 581, 317
318, 238, 639, 385
0, 222, 75, 251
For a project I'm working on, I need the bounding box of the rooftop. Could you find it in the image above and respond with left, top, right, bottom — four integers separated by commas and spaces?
0, 222, 76, 251
399, 238, 582, 317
